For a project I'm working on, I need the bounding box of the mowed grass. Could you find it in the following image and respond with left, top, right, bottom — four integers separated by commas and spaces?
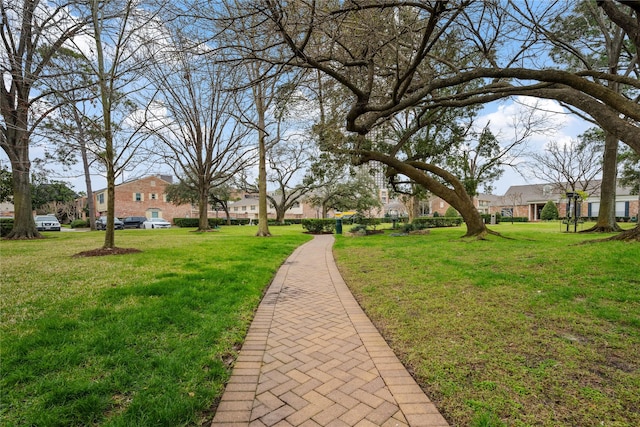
0, 226, 311, 427
333, 222, 639, 427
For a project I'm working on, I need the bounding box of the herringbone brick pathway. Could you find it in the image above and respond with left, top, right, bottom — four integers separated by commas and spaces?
211, 235, 448, 427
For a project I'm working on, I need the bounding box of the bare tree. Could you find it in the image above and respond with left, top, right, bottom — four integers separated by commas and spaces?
41, 51, 102, 230
85, 0, 163, 250
143, 32, 255, 232
1, 1, 91, 238
528, 136, 604, 198
266, 138, 314, 223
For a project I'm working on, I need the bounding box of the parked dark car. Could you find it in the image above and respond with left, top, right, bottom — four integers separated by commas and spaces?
96, 216, 124, 230
122, 216, 148, 229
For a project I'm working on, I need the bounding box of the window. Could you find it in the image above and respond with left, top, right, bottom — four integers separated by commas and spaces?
234, 206, 238, 212
440, 201, 444, 208
98, 193, 104, 204
250, 205, 256, 211
150, 193, 157, 200
150, 180, 156, 187
134, 192, 142, 202
616, 201, 629, 217
151, 211, 159, 218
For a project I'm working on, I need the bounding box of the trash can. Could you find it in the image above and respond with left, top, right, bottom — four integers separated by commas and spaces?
335, 218, 342, 234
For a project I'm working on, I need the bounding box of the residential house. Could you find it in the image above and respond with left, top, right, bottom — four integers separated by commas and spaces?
228, 193, 320, 220
491, 181, 638, 221
92, 175, 192, 224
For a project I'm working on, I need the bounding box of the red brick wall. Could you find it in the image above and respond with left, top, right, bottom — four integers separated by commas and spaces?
94, 176, 192, 224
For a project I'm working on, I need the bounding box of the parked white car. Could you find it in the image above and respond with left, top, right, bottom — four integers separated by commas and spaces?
142, 218, 171, 229
34, 215, 61, 231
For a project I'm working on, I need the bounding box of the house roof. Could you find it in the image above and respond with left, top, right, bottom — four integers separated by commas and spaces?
94, 175, 173, 193
501, 180, 635, 204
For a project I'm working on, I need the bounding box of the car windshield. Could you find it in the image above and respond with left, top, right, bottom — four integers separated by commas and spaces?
36, 216, 57, 221
151, 218, 165, 222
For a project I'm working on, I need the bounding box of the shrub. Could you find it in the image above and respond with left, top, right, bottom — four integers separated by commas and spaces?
540, 200, 559, 220
0, 218, 14, 237
173, 218, 225, 228
349, 224, 368, 235
402, 222, 429, 233
70, 219, 88, 228
301, 218, 335, 234
412, 217, 463, 228
502, 216, 529, 223
444, 206, 459, 217
356, 217, 381, 230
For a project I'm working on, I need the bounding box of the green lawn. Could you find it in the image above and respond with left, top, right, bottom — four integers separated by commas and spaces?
2, 222, 638, 426
0, 226, 311, 426
333, 222, 640, 427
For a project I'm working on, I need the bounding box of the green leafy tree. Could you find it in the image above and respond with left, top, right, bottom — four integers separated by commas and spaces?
540, 200, 559, 221
619, 147, 640, 196
0, 167, 12, 203
165, 180, 237, 225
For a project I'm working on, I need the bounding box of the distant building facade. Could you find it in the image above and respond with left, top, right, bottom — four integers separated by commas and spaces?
491, 181, 638, 221
91, 175, 192, 223
425, 181, 638, 222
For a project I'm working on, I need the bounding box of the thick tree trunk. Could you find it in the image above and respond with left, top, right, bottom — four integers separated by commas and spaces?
360, 150, 489, 238
276, 204, 286, 224
2, 111, 40, 239
6, 163, 41, 239
198, 182, 211, 231
583, 132, 622, 233
407, 196, 420, 223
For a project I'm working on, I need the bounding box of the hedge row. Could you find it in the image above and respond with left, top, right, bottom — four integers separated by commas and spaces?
70, 219, 89, 228
173, 218, 227, 227
0, 218, 14, 237
172, 218, 305, 227
301, 218, 336, 234
500, 216, 529, 223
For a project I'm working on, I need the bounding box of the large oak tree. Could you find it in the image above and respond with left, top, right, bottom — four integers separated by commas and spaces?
231, 0, 639, 238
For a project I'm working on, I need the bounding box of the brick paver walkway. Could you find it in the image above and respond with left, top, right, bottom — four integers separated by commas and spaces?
211, 235, 448, 427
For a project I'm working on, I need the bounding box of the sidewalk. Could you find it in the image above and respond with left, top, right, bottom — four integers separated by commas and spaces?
211, 235, 449, 427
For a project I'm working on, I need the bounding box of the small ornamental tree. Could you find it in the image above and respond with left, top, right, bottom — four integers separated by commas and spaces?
541, 200, 559, 220
445, 206, 459, 217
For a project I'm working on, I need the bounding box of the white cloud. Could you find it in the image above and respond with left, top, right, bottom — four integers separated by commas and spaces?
478, 97, 593, 194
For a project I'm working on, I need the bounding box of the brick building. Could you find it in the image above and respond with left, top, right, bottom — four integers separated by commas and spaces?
491, 181, 638, 222
92, 175, 192, 224
425, 181, 638, 222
